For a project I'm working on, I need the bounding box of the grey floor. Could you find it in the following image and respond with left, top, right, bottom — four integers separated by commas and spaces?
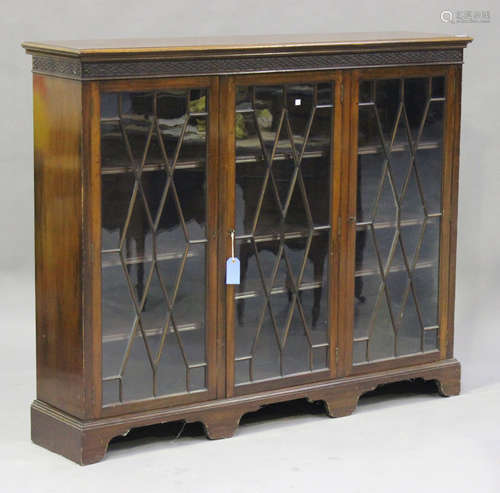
1, 272, 499, 493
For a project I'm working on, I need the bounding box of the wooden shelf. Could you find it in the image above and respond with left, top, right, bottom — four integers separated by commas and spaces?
100, 112, 208, 124
101, 244, 206, 268
235, 149, 328, 164
358, 139, 441, 156
355, 258, 436, 278
235, 280, 324, 300
102, 322, 200, 344
235, 226, 330, 244
101, 160, 205, 175
356, 214, 442, 231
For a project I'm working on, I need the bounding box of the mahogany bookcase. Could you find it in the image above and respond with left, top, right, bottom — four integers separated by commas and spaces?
22, 32, 472, 464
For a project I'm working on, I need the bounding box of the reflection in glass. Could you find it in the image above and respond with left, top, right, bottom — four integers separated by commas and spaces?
432, 76, 445, 98
101, 90, 207, 169
234, 81, 334, 385
101, 89, 209, 405
354, 76, 444, 364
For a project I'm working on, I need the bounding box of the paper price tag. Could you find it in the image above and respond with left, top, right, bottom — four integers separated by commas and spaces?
226, 257, 240, 285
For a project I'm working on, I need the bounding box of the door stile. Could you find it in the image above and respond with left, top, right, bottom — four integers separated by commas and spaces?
328, 73, 344, 379
336, 70, 357, 378
218, 75, 237, 398
206, 76, 220, 398
333, 70, 355, 377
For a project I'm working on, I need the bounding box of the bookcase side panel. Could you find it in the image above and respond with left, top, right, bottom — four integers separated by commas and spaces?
445, 65, 462, 359
33, 74, 86, 418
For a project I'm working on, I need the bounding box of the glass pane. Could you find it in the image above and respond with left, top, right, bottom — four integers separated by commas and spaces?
100, 93, 128, 169
353, 340, 367, 364
359, 80, 372, 104
374, 79, 400, 144
431, 76, 445, 99
121, 92, 155, 164
420, 100, 444, 143
189, 366, 206, 391
101, 89, 209, 404
357, 152, 386, 224
178, 115, 207, 163
235, 111, 261, 162
102, 379, 120, 406
317, 83, 332, 106
404, 78, 429, 142
415, 147, 443, 214
354, 255, 381, 340
101, 173, 135, 251
235, 359, 251, 384
353, 76, 444, 364
234, 80, 334, 385
414, 217, 441, 328
312, 346, 329, 370
368, 296, 395, 360
424, 328, 438, 351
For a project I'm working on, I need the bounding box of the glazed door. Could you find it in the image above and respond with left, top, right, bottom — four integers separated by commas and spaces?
98, 77, 219, 412
343, 67, 456, 375
221, 72, 343, 396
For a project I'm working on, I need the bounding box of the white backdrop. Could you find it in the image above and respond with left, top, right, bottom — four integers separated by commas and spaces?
0, 0, 498, 483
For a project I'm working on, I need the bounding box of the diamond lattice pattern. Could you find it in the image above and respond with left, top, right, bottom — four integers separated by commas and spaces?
100, 89, 209, 404
353, 76, 445, 363
234, 83, 334, 384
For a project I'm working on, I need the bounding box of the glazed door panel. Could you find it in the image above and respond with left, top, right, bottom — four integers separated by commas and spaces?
222, 72, 343, 396
98, 78, 218, 410
345, 67, 454, 374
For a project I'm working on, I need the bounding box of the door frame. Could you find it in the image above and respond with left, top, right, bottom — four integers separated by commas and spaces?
218, 70, 345, 398
339, 65, 458, 377
88, 76, 220, 418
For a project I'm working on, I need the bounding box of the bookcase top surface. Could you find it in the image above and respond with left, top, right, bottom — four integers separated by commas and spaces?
22, 31, 472, 58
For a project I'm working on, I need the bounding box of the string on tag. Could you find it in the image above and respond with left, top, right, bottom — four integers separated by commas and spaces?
226, 229, 240, 284
231, 229, 235, 261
